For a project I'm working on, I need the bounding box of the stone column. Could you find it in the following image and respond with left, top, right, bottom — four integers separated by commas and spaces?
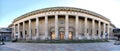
14, 24, 16, 39
84, 17, 88, 39
45, 16, 48, 40
107, 24, 110, 39
92, 19, 95, 39
17, 23, 20, 39
29, 19, 32, 40
55, 15, 58, 40
75, 15, 79, 39
65, 15, 69, 40
23, 21, 25, 39
103, 23, 106, 39
36, 17, 39, 39
98, 21, 101, 39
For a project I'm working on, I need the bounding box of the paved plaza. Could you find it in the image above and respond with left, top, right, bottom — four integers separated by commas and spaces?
0, 41, 120, 51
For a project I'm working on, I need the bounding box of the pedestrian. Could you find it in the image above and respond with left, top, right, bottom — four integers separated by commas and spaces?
105, 32, 108, 39
1, 38, 5, 45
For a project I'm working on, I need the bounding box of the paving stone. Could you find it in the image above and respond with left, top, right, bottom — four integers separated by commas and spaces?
1, 42, 120, 51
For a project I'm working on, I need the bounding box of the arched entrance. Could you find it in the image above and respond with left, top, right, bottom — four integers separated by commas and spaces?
50, 27, 74, 40
50, 27, 55, 40
69, 32, 73, 40
59, 27, 65, 40
50, 32, 55, 40
59, 31, 64, 40
69, 27, 74, 40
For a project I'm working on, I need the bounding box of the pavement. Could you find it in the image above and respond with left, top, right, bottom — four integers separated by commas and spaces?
0, 40, 120, 51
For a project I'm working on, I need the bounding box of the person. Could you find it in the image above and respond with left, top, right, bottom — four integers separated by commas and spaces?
1, 38, 5, 45
105, 32, 108, 39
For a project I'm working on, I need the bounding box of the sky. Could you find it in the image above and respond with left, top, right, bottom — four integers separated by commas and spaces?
0, 0, 120, 28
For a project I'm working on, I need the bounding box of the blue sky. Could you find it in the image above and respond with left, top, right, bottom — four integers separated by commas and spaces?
0, 0, 120, 28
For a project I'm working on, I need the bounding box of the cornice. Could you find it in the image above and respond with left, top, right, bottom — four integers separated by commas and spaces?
13, 7, 110, 23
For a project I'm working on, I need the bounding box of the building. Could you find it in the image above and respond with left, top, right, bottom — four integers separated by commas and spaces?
0, 28, 12, 41
10, 7, 115, 40
109, 23, 116, 39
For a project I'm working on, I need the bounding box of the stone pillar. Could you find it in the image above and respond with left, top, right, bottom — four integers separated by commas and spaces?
75, 15, 79, 39
45, 16, 48, 40
17, 23, 20, 39
98, 21, 101, 39
107, 24, 110, 39
103, 23, 106, 39
23, 21, 25, 39
36, 17, 39, 39
92, 19, 95, 39
84, 17, 88, 39
14, 24, 16, 39
65, 15, 69, 40
29, 19, 32, 40
55, 15, 58, 40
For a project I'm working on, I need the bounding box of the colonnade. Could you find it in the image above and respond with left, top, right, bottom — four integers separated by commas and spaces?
14, 15, 110, 40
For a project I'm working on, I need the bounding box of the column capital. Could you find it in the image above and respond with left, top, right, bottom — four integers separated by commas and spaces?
14, 24, 16, 26
85, 17, 88, 19
92, 19, 95, 21
36, 17, 39, 27
99, 20, 101, 22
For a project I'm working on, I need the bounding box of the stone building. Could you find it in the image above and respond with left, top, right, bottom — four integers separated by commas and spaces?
10, 7, 115, 40
0, 28, 12, 41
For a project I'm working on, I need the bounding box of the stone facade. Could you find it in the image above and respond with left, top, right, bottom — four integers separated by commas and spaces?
10, 7, 115, 40
0, 28, 12, 41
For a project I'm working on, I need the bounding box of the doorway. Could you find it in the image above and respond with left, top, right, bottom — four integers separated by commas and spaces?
69, 32, 73, 40
50, 32, 55, 40
59, 31, 64, 40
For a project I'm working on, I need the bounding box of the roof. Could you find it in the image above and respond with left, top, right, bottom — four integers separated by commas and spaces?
110, 23, 116, 28
13, 7, 110, 23
0, 28, 12, 33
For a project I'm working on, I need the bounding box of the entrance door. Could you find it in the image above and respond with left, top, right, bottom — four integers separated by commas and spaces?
69, 32, 73, 40
50, 32, 55, 40
59, 31, 64, 40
